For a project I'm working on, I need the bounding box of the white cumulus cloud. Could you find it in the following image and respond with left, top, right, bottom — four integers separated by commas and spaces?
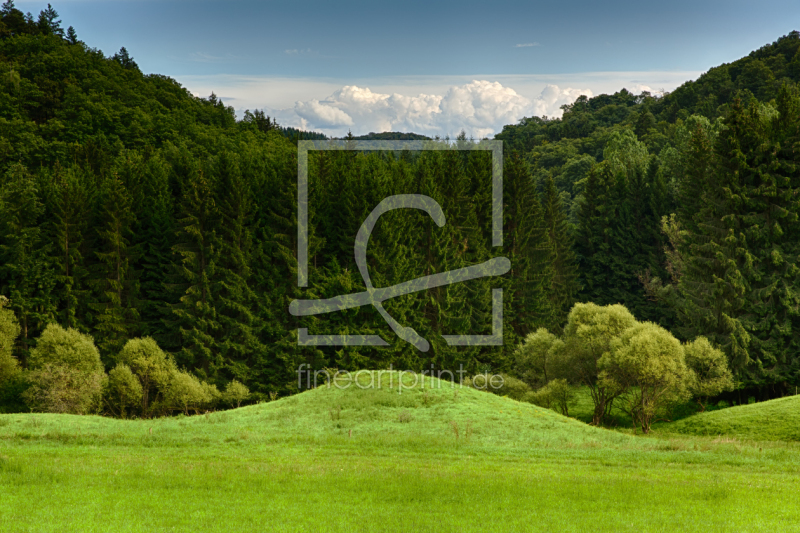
270, 81, 592, 138
294, 99, 354, 128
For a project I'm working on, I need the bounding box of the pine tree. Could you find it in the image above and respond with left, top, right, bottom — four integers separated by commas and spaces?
66, 26, 77, 45
91, 173, 139, 362
249, 139, 312, 394
213, 149, 266, 384
112, 47, 138, 70
728, 89, 800, 388
502, 151, 553, 338
169, 158, 221, 378
126, 152, 175, 349
1, 1, 15, 16
575, 162, 617, 306
675, 98, 754, 373
44, 164, 91, 331
36, 3, 61, 36
542, 175, 578, 331
0, 164, 56, 363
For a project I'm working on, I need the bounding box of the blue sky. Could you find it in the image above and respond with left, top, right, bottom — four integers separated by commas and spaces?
19, 0, 800, 136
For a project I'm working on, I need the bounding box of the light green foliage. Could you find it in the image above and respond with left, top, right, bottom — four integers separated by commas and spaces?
525, 378, 575, 416
556, 303, 637, 425
163, 371, 215, 415
514, 327, 563, 389
493, 374, 531, 401
23, 324, 104, 414
104, 364, 143, 419
117, 337, 176, 414
603, 129, 649, 179
464, 373, 530, 400
0, 296, 21, 383
27, 323, 103, 375
545, 378, 574, 416
22, 363, 104, 414
600, 322, 690, 433
684, 337, 734, 411
201, 381, 221, 411
225, 379, 250, 408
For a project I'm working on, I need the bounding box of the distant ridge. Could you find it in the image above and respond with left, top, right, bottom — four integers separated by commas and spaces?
353, 132, 431, 141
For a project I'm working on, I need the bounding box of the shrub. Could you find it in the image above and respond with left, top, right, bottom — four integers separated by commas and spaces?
225, 380, 249, 408
23, 363, 104, 414
28, 323, 103, 375
24, 324, 104, 414
201, 381, 221, 411
0, 295, 21, 385
494, 374, 531, 400
514, 328, 564, 389
464, 373, 531, 400
684, 336, 734, 412
117, 337, 176, 414
0, 373, 28, 413
105, 364, 143, 418
524, 379, 575, 416
162, 370, 216, 415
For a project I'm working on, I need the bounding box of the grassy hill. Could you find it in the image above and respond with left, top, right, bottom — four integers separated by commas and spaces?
2, 373, 800, 531
665, 395, 800, 442
0, 372, 626, 452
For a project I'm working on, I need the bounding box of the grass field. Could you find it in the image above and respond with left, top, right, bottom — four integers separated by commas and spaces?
1, 372, 799, 532
666, 394, 800, 442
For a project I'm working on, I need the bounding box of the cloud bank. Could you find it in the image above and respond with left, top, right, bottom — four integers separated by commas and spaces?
270, 80, 592, 138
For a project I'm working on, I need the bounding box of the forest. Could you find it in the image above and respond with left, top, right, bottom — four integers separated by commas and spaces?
1, 0, 800, 414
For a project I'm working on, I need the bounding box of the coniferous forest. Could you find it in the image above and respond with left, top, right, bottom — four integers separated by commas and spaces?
2, 1, 800, 413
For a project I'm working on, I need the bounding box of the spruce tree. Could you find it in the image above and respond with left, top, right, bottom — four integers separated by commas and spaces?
675, 98, 754, 373
0, 164, 56, 362
213, 149, 266, 384
169, 157, 221, 379
542, 175, 578, 331
729, 89, 800, 388
44, 164, 91, 331
502, 151, 553, 339
575, 162, 617, 307
91, 173, 139, 362
127, 152, 176, 349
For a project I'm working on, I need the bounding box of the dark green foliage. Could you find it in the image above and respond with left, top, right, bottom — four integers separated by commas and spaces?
91, 172, 139, 361
502, 152, 554, 335
673, 90, 800, 390
0, 164, 56, 362
542, 176, 578, 330
1, 11, 799, 399
42, 164, 91, 331
112, 47, 138, 70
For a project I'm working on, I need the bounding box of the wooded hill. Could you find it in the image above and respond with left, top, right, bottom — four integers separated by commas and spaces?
1, 1, 799, 401
496, 30, 800, 397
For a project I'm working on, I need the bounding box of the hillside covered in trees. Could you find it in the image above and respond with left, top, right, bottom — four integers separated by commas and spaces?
496, 30, 800, 397
1, 1, 799, 410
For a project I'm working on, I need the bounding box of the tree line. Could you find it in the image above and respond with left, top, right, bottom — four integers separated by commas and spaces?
1, 3, 800, 417
496, 32, 800, 398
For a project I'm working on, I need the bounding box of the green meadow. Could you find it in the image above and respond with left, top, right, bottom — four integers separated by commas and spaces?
1, 372, 799, 532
